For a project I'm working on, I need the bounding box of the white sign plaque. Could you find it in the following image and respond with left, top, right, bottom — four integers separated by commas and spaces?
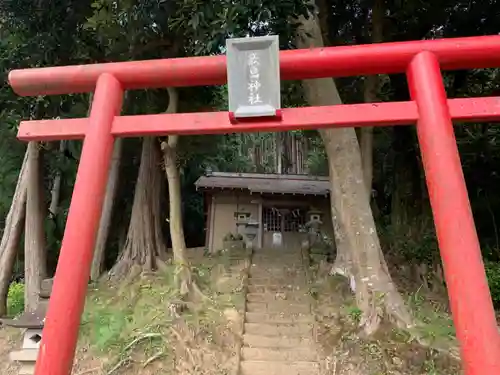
226, 35, 281, 118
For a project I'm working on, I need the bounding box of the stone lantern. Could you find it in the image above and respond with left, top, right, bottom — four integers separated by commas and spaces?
1, 279, 53, 375
306, 210, 323, 246
243, 220, 259, 249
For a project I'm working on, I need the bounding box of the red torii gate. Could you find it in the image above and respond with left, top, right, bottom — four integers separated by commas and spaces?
8, 35, 500, 375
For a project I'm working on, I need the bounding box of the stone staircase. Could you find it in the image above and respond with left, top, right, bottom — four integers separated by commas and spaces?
239, 247, 320, 375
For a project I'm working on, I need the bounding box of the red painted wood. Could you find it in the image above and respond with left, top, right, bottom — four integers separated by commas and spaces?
9, 35, 500, 96
17, 97, 500, 141
407, 52, 500, 375
33, 74, 123, 375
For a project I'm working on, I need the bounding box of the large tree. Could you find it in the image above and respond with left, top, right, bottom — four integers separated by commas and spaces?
110, 136, 167, 279
0, 151, 28, 316
160, 88, 200, 298
296, 3, 413, 334
24, 142, 46, 311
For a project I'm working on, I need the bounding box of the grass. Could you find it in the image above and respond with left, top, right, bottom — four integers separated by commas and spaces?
6, 281, 24, 317
79, 268, 180, 372
78, 252, 248, 374
81, 275, 174, 351
407, 288, 456, 344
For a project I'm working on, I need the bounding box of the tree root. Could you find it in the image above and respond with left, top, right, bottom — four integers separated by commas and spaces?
108, 256, 165, 282
331, 265, 415, 336
106, 357, 132, 375
106, 333, 165, 375
174, 262, 208, 303
143, 351, 166, 367
75, 367, 101, 375
123, 333, 163, 352
408, 327, 460, 361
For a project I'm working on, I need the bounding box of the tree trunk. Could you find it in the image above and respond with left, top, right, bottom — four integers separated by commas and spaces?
0, 151, 29, 317
24, 142, 47, 312
48, 141, 66, 217
90, 138, 123, 281
360, 0, 384, 197
163, 135, 192, 295
109, 137, 166, 280
161, 88, 203, 300
296, 7, 413, 335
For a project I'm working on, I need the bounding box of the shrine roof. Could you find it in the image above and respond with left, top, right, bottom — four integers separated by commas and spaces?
195, 172, 330, 196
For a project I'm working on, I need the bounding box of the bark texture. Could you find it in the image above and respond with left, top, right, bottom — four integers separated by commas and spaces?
48, 141, 66, 217
0, 151, 29, 317
91, 138, 123, 281
109, 137, 166, 280
24, 142, 47, 312
161, 88, 203, 300
296, 6, 413, 334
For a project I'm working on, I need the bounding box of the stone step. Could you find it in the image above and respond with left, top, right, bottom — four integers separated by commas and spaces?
250, 261, 303, 267
249, 272, 305, 280
248, 277, 308, 286
10, 350, 38, 375
247, 292, 310, 303
20, 364, 36, 375
253, 249, 302, 253
244, 322, 313, 337
242, 347, 318, 362
250, 263, 303, 270
225, 257, 250, 262
245, 312, 314, 324
243, 334, 314, 348
240, 360, 319, 375
252, 252, 302, 258
252, 252, 302, 256
249, 265, 304, 272
252, 254, 303, 261
226, 252, 251, 258
247, 301, 310, 314
10, 349, 39, 362
250, 262, 303, 268
248, 284, 308, 293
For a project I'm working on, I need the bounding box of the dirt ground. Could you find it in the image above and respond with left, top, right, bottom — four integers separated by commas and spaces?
0, 327, 19, 375
311, 261, 462, 375
0, 247, 247, 375
0, 249, 463, 375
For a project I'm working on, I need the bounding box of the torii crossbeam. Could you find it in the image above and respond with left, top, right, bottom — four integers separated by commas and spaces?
9, 35, 500, 375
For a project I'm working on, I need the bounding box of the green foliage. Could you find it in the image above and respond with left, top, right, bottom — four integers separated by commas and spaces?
484, 261, 500, 308
306, 135, 328, 176
7, 282, 25, 317
346, 305, 362, 325
0, 129, 25, 230
382, 222, 439, 265
170, 0, 313, 55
